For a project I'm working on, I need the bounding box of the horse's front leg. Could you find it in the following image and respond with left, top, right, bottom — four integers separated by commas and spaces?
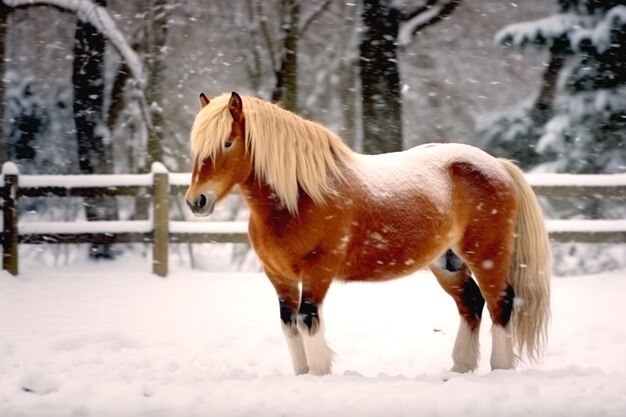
267, 272, 309, 375
299, 273, 334, 376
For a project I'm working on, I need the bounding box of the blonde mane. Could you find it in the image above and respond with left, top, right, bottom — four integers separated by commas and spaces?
190, 93, 355, 214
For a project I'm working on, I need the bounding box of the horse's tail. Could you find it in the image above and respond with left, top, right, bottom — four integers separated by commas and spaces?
499, 159, 551, 364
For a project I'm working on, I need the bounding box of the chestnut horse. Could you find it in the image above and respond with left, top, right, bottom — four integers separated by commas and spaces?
186, 92, 551, 376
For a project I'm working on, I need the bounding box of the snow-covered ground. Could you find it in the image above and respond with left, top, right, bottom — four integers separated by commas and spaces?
1, 254, 625, 417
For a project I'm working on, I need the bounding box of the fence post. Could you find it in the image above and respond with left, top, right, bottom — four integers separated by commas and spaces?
2, 162, 19, 275
152, 162, 169, 277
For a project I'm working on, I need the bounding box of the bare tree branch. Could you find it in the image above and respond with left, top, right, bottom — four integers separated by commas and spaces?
398, 0, 438, 21
107, 62, 130, 130
398, 0, 462, 47
299, 0, 331, 34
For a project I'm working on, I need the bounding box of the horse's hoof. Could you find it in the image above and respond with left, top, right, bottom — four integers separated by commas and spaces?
294, 365, 310, 375
308, 367, 332, 376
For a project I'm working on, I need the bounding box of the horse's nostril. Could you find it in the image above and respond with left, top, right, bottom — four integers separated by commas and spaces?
197, 194, 207, 209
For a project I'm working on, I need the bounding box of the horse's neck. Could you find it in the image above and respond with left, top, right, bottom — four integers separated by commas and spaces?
239, 174, 295, 219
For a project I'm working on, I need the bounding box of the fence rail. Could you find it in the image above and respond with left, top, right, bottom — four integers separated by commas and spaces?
2, 162, 625, 276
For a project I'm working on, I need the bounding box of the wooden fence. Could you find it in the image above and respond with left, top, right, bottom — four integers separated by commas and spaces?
2, 162, 625, 277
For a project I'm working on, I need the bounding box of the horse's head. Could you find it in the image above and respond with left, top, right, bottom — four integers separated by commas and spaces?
186, 92, 251, 217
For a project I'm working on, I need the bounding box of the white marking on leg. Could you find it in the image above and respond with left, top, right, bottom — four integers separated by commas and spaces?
301, 326, 333, 376
451, 319, 480, 373
282, 323, 309, 375
491, 323, 515, 370
299, 307, 334, 376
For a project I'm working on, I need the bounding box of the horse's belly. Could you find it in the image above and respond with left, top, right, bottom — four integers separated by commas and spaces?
340, 222, 450, 282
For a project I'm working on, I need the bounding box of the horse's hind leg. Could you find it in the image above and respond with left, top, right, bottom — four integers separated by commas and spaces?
460, 241, 516, 370
469, 265, 515, 370
430, 249, 485, 373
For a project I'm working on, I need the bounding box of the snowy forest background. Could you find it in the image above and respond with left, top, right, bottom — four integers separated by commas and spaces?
0, 0, 624, 274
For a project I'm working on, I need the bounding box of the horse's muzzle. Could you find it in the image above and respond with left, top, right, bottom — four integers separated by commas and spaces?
187, 192, 216, 217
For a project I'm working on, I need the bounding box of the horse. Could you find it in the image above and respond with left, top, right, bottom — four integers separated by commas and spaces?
185, 92, 551, 376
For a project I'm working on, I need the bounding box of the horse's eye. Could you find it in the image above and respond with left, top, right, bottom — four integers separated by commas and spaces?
224, 141, 233, 149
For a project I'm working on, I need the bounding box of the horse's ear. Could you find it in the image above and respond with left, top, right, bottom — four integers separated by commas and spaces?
199, 93, 210, 109
229, 91, 243, 122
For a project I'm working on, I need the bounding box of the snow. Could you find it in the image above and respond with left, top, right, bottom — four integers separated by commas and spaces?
496, 5, 626, 56
151, 162, 168, 175
569, 5, 626, 54
546, 219, 626, 234
1, 256, 625, 417
352, 143, 510, 204
1, 161, 19, 175
170, 173, 192, 187
16, 220, 248, 235
2, 171, 189, 189
535, 115, 570, 155
18, 220, 153, 234
169, 220, 248, 234
525, 172, 626, 187
495, 13, 585, 49
17, 174, 153, 188
0, 161, 178, 188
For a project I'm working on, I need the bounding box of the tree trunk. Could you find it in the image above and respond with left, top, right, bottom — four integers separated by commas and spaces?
0, 5, 8, 164
530, 52, 565, 126
72, 0, 118, 259
132, 0, 170, 222
339, 58, 358, 149
144, 0, 168, 169
272, 0, 300, 112
359, 0, 403, 154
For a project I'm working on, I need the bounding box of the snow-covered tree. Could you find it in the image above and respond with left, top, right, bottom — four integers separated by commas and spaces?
486, 0, 626, 275
2, 0, 153, 168
4, 70, 79, 175
4, 72, 49, 168
484, 0, 626, 174
1, 0, 148, 259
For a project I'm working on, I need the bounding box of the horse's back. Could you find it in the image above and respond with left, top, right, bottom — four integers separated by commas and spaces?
406, 143, 510, 183
349, 143, 511, 202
